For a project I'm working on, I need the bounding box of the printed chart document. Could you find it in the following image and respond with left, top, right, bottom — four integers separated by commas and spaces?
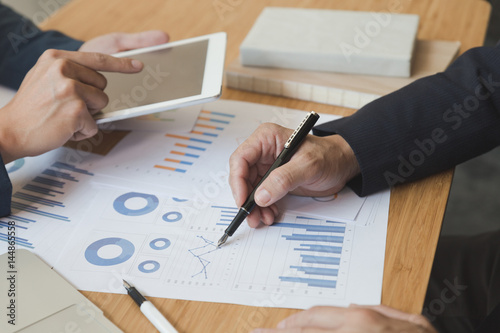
56, 181, 389, 309
1, 100, 390, 309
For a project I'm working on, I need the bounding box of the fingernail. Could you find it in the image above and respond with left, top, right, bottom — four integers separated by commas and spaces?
255, 188, 271, 206
132, 59, 143, 69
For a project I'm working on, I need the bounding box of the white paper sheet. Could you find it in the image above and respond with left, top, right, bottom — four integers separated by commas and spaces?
1, 99, 390, 309
54, 181, 389, 309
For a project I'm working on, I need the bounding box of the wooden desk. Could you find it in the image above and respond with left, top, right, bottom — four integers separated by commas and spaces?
41, 0, 491, 331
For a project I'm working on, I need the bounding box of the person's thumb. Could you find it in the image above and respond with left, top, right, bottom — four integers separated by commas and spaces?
116, 31, 169, 51
254, 162, 301, 207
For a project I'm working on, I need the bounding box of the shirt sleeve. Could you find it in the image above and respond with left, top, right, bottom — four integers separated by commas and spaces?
0, 4, 84, 217
313, 44, 500, 196
0, 4, 84, 89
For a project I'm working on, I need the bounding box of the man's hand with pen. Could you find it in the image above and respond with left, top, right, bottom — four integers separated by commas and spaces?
227, 120, 436, 333
228, 121, 360, 229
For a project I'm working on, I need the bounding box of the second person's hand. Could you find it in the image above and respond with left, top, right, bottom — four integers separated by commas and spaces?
0, 49, 144, 164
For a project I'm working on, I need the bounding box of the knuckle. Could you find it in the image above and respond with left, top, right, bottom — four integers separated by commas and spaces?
52, 58, 72, 75
69, 100, 87, 115
93, 52, 108, 65
40, 49, 60, 61
259, 122, 280, 133
57, 79, 78, 97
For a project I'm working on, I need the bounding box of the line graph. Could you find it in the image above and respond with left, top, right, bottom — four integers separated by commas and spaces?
188, 236, 220, 279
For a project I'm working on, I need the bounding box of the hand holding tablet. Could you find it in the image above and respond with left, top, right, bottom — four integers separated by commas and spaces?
95, 32, 226, 124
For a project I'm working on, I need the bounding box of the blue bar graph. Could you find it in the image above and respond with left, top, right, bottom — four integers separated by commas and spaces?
203, 110, 236, 118
175, 143, 206, 151
301, 255, 340, 265
8, 161, 94, 250
33, 176, 65, 188
271, 222, 345, 233
212, 206, 237, 226
13, 192, 65, 208
9, 215, 36, 224
283, 234, 344, 243
290, 266, 339, 277
11, 201, 70, 222
294, 244, 342, 254
52, 162, 94, 176
23, 184, 64, 196
275, 216, 346, 290
0, 220, 27, 229
0, 232, 34, 248
279, 277, 336, 289
42, 169, 78, 181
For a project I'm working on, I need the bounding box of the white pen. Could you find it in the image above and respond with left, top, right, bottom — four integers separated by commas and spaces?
123, 279, 178, 333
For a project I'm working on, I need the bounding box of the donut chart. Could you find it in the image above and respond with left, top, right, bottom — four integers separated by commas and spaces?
162, 211, 182, 222
113, 192, 159, 216
85, 237, 135, 266
149, 238, 171, 250
138, 260, 160, 273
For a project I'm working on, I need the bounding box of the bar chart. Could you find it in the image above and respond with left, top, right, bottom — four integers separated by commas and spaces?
0, 161, 94, 250
154, 110, 235, 173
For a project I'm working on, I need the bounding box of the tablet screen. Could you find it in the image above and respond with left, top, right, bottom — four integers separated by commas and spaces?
100, 39, 209, 113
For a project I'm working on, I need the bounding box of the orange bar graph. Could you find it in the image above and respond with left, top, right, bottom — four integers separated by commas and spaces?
154, 165, 176, 171
196, 123, 220, 130
166, 134, 190, 140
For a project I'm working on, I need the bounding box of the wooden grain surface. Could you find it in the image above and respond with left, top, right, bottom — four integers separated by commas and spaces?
40, 0, 491, 332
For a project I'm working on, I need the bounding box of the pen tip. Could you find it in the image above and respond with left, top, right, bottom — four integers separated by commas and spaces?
217, 234, 228, 247
123, 279, 131, 289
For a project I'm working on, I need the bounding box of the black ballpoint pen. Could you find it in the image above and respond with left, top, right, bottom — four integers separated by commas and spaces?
123, 280, 178, 333
217, 111, 320, 247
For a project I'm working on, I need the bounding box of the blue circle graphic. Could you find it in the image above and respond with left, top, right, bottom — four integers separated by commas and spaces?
7, 159, 25, 173
162, 211, 182, 222
85, 237, 135, 266
113, 192, 159, 216
150, 238, 171, 250
138, 260, 160, 273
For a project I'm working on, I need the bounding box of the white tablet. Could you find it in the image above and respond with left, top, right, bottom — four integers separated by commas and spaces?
94, 32, 226, 124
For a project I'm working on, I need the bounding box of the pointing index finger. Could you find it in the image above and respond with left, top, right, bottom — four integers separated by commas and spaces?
77, 51, 143, 72
47, 49, 143, 73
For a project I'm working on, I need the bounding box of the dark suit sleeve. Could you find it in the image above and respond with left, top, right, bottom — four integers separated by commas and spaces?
0, 4, 83, 89
314, 44, 500, 196
0, 4, 84, 217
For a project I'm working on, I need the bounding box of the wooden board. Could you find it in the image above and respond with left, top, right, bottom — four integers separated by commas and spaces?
38, 0, 491, 331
